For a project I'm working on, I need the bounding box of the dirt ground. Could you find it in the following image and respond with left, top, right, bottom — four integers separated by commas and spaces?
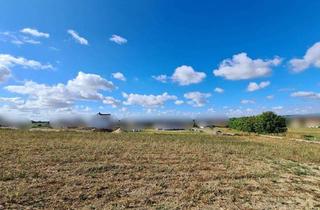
0, 129, 319, 209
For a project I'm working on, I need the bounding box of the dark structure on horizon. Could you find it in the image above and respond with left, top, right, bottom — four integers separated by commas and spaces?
31, 120, 51, 128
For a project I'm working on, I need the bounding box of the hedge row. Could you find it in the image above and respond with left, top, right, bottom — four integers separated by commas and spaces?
228, 111, 287, 134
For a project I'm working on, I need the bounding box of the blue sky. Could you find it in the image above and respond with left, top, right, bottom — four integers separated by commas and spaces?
0, 0, 320, 119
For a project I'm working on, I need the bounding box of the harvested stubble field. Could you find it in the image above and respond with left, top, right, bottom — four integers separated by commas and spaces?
0, 129, 320, 209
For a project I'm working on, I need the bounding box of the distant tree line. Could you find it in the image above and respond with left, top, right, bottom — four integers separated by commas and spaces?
228, 112, 287, 134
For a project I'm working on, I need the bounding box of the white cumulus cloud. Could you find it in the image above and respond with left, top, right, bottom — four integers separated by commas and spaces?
0, 65, 11, 82
109, 34, 127, 45
247, 81, 270, 92
112, 72, 126, 81
0, 31, 43, 45
122, 92, 177, 107
172, 65, 206, 86
214, 87, 224, 93
213, 53, 281, 80
153, 65, 206, 86
184, 91, 211, 107
0, 97, 24, 104
67, 71, 115, 98
289, 42, 320, 72
103, 96, 121, 108
0, 54, 53, 82
67, 29, 89, 45
174, 100, 184, 105
0, 54, 53, 70
20, 28, 49, 38
5, 72, 116, 111
152, 75, 168, 83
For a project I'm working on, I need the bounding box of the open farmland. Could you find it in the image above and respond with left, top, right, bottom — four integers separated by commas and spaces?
286, 128, 320, 141
0, 129, 320, 209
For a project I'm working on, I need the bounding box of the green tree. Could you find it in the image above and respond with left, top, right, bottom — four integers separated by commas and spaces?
254, 112, 287, 134
228, 112, 287, 134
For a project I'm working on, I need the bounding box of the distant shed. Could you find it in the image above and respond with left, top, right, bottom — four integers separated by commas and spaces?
92, 112, 114, 131
31, 120, 51, 128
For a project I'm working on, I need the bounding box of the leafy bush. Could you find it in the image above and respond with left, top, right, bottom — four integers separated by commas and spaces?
228, 112, 287, 134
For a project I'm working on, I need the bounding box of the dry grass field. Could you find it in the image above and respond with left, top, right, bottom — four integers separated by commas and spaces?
0, 129, 320, 209
286, 128, 320, 141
